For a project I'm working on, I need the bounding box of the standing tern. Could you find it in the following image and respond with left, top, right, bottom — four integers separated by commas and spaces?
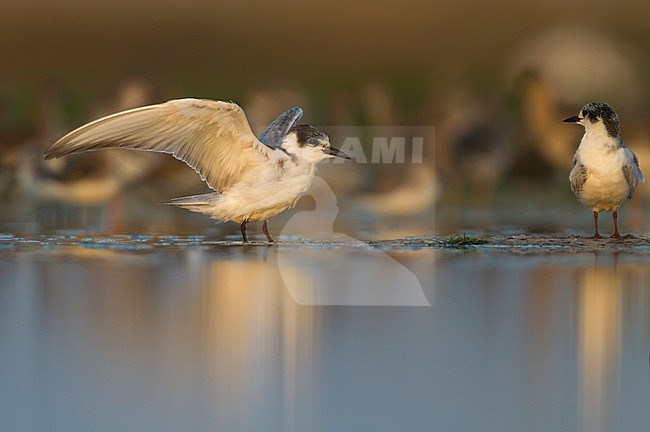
44, 98, 350, 243
564, 101, 644, 238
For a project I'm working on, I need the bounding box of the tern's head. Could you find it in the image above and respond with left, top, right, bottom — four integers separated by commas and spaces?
563, 101, 620, 137
283, 125, 351, 163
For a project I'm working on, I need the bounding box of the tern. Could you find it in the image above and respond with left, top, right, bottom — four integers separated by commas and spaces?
564, 101, 644, 238
44, 98, 351, 243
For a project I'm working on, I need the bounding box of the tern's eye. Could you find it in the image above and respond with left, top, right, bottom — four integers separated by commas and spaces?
307, 138, 319, 146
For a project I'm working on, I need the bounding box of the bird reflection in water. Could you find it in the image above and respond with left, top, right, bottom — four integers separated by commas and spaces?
577, 254, 622, 432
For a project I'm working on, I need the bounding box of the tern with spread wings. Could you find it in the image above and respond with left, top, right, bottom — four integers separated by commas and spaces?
45, 98, 350, 243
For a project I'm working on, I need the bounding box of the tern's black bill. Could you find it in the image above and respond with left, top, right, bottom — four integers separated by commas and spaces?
323, 146, 351, 159
563, 115, 581, 123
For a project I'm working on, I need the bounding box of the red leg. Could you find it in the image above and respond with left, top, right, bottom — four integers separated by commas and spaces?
592, 211, 602, 239
240, 220, 249, 243
262, 219, 274, 243
611, 210, 621, 238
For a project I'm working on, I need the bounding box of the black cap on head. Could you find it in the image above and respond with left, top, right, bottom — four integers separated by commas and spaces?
580, 101, 620, 137
289, 124, 327, 146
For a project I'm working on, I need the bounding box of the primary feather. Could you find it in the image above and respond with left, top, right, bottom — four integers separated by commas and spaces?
44, 99, 275, 193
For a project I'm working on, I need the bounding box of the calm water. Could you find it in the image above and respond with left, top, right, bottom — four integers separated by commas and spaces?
1, 235, 649, 432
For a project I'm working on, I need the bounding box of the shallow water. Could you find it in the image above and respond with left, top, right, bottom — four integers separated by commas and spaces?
1, 233, 649, 432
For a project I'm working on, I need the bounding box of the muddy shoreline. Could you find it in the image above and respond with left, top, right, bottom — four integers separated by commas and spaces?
371, 234, 650, 253
3, 232, 650, 254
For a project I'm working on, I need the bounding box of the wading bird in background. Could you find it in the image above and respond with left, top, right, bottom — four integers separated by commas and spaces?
44, 99, 350, 243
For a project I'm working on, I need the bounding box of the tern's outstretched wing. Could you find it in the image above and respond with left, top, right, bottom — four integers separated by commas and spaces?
257, 107, 303, 148
44, 99, 276, 192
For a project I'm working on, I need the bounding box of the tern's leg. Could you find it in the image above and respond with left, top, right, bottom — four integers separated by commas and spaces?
592, 211, 602, 239
240, 220, 249, 243
611, 210, 621, 238
262, 219, 274, 243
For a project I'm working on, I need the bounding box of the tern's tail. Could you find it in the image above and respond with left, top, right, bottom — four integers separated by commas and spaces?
166, 192, 219, 214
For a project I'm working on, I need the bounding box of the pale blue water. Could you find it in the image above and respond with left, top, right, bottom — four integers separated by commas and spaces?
1, 235, 649, 432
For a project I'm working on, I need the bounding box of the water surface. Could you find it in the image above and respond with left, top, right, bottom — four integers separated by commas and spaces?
1, 235, 649, 432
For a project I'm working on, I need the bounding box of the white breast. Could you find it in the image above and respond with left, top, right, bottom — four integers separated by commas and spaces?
576, 135, 629, 212
205, 158, 318, 223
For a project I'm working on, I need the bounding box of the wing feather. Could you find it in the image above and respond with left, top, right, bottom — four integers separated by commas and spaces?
622, 145, 645, 199
258, 107, 303, 147
569, 159, 589, 198
44, 99, 275, 192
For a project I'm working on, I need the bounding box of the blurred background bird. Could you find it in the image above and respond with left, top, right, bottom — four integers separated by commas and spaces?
13, 78, 162, 229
